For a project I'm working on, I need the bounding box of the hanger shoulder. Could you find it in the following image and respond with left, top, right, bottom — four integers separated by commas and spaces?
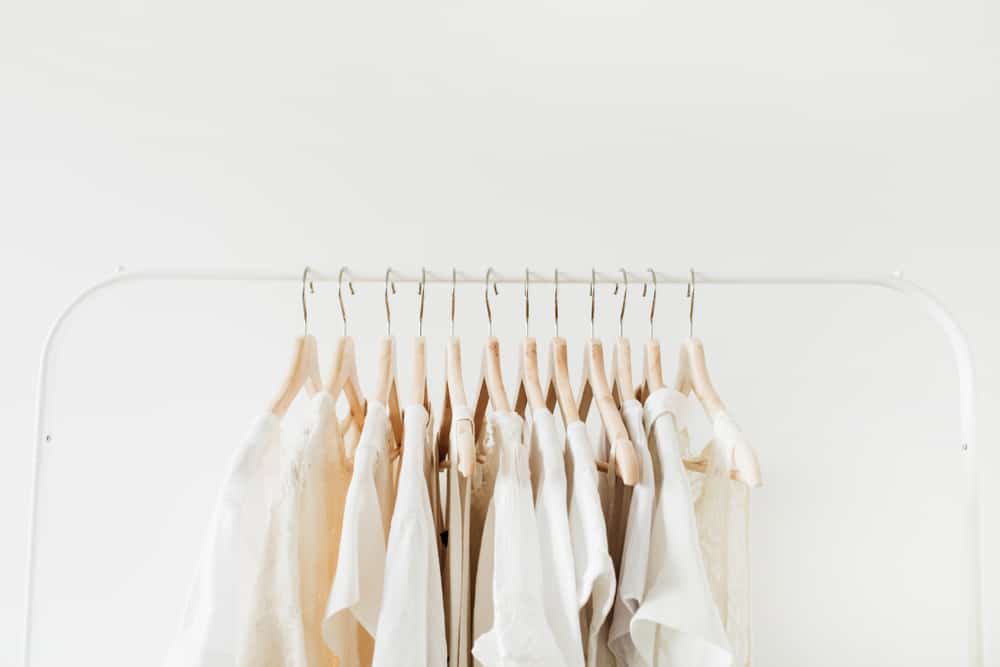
643, 338, 664, 398
326, 336, 366, 432
685, 338, 762, 487
547, 337, 580, 424
269, 334, 320, 418
485, 336, 511, 412
584, 339, 639, 485
518, 337, 546, 415
412, 336, 428, 409
686, 338, 724, 417
612, 336, 634, 406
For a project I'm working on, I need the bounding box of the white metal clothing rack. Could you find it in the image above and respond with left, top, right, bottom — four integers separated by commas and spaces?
22, 268, 985, 666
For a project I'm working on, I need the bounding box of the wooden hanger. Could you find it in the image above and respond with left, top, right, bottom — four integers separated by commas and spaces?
436, 271, 476, 476
326, 268, 367, 456
473, 268, 512, 437
544, 271, 582, 425
674, 269, 762, 487
577, 270, 639, 486
375, 269, 404, 453
514, 270, 546, 417
269, 267, 323, 418
411, 269, 431, 413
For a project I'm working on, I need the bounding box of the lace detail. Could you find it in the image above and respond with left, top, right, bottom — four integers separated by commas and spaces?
688, 411, 754, 667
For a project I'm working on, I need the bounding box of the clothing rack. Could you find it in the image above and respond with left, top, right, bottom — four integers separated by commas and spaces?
22, 267, 984, 667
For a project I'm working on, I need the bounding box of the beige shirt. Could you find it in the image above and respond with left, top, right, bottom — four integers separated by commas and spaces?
237, 392, 356, 667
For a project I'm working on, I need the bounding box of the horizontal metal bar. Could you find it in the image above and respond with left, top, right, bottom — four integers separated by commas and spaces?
98, 267, 901, 288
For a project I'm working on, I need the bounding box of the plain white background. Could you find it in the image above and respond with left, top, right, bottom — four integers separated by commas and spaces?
1, 0, 998, 664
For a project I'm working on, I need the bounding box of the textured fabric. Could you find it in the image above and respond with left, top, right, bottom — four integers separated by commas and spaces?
164, 414, 281, 666
608, 399, 656, 665
469, 412, 501, 664
528, 409, 585, 666
236, 392, 353, 667
472, 411, 565, 667
373, 405, 447, 667
564, 421, 616, 667
687, 411, 755, 667
444, 406, 475, 667
323, 401, 397, 666
630, 388, 731, 667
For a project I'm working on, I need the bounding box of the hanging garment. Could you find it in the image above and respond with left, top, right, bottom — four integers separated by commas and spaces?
630, 388, 731, 667
163, 414, 282, 666
468, 411, 501, 665
444, 406, 475, 667
235, 392, 354, 667
527, 409, 585, 666
323, 400, 397, 666
687, 411, 755, 667
607, 399, 656, 665
472, 412, 565, 667
372, 405, 447, 666
564, 420, 616, 667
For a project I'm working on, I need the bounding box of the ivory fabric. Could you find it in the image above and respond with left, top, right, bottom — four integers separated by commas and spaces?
163, 414, 282, 666
528, 408, 585, 666
471, 411, 565, 667
608, 399, 656, 665
630, 388, 731, 667
564, 420, 616, 667
444, 405, 475, 667
236, 392, 355, 667
323, 400, 397, 666
372, 405, 447, 666
687, 411, 755, 667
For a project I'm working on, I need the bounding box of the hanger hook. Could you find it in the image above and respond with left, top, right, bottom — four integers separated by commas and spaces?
450, 268, 457, 337
417, 267, 427, 337
485, 267, 499, 337
613, 268, 628, 337
589, 268, 596, 339
686, 268, 696, 338
553, 269, 560, 338
337, 266, 354, 337
301, 266, 315, 336
642, 268, 657, 339
524, 268, 530, 337
384, 267, 396, 337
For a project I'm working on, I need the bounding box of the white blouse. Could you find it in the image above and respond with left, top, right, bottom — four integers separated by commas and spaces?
564, 421, 616, 667
323, 401, 396, 666
164, 414, 281, 666
631, 388, 731, 667
528, 408, 585, 666
237, 392, 353, 667
472, 411, 565, 666
372, 405, 447, 666
608, 399, 656, 665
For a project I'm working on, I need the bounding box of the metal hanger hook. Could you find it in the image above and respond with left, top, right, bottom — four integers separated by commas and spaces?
553, 269, 560, 338
338, 266, 354, 337
613, 268, 628, 337
301, 266, 315, 336
589, 268, 596, 339
686, 268, 696, 338
450, 268, 457, 337
417, 267, 427, 337
485, 267, 499, 337
384, 267, 396, 336
642, 268, 657, 339
523, 268, 530, 337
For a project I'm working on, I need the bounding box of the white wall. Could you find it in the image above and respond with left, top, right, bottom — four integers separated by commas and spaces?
2, 0, 998, 664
